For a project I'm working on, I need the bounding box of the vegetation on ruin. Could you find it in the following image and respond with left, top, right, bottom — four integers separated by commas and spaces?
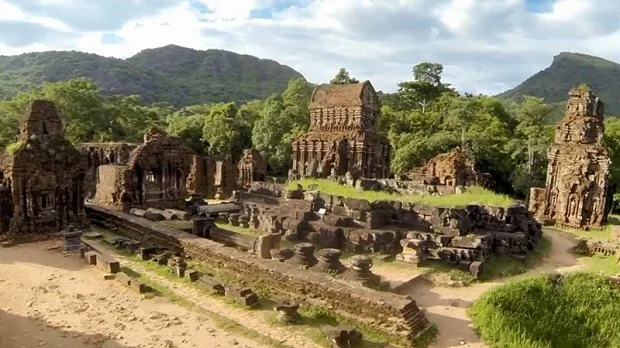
0, 46, 303, 106
286, 178, 515, 207
469, 273, 620, 348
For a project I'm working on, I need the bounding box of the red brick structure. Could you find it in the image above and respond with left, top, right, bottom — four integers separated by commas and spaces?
292, 81, 391, 179
529, 87, 610, 229
0, 100, 87, 233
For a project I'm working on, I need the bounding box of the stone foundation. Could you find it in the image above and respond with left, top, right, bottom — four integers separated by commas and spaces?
85, 204, 431, 345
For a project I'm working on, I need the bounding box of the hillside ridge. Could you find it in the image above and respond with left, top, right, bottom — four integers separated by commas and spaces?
0, 45, 305, 106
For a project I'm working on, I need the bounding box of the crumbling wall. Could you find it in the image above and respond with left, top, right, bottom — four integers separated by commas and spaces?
85, 204, 431, 345
92, 164, 132, 211
186, 155, 212, 198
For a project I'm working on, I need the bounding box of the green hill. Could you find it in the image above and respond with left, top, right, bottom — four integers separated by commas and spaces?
498, 52, 620, 117
0, 44, 304, 106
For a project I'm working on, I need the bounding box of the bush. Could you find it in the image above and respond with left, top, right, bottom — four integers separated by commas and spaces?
469, 273, 620, 348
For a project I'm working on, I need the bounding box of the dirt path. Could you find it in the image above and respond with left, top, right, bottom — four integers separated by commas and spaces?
0, 240, 263, 348
394, 229, 585, 348
105, 247, 319, 348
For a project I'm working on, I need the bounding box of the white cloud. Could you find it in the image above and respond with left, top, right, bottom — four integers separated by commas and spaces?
1, 0, 620, 95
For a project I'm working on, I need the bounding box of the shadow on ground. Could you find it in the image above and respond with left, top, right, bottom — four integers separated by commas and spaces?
0, 309, 128, 348
0, 240, 87, 271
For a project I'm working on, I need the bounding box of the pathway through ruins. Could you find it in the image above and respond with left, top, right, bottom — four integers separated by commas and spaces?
394, 228, 585, 348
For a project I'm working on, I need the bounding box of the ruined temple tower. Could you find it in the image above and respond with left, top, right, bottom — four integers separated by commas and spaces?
0, 100, 87, 233
528, 87, 610, 229
291, 81, 391, 178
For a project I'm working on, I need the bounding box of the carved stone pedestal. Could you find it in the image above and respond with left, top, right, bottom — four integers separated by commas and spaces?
274, 300, 301, 324
284, 243, 318, 268
314, 248, 346, 274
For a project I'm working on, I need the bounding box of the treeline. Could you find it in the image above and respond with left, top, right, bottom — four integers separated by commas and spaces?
1, 64, 619, 198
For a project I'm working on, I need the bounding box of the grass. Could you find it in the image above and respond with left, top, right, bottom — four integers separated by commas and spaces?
215, 222, 262, 236
469, 272, 620, 348
286, 178, 514, 207
580, 255, 620, 275
5, 140, 23, 154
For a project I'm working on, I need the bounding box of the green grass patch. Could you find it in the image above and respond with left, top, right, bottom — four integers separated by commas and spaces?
469, 273, 620, 348
580, 255, 620, 275
5, 140, 23, 154
551, 224, 614, 242
215, 222, 262, 236
286, 179, 514, 207
480, 235, 553, 280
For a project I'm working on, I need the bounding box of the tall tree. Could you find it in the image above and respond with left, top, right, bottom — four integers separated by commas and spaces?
330, 68, 359, 85
507, 96, 554, 195
397, 62, 451, 113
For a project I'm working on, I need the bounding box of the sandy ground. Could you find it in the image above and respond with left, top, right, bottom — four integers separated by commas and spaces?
0, 240, 265, 348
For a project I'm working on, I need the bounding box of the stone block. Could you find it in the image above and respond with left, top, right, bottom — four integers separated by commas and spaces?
84, 251, 98, 265
256, 233, 281, 259
225, 286, 260, 308
186, 270, 200, 282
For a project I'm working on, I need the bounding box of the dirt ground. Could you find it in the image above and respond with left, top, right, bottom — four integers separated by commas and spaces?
393, 229, 585, 348
0, 240, 264, 348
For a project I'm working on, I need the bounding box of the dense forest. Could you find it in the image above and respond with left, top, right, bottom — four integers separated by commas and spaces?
1, 63, 619, 200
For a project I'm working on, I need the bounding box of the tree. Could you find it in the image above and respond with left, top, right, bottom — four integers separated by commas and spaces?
330, 68, 359, 85
397, 62, 451, 113
167, 106, 210, 155
507, 96, 554, 196
201, 103, 242, 160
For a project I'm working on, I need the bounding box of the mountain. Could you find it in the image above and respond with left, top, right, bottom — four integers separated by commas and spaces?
498, 52, 620, 117
0, 44, 304, 106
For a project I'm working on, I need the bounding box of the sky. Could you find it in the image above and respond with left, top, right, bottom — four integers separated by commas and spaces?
1, 0, 620, 95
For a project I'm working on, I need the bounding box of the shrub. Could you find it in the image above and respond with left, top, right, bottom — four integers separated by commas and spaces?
469, 273, 620, 348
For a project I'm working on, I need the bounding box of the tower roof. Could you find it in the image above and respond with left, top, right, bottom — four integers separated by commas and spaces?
309, 80, 375, 108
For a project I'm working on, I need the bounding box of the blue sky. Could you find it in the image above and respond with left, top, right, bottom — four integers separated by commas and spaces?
1, 0, 620, 95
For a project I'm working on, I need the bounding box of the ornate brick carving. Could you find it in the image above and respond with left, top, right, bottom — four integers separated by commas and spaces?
292, 81, 391, 179
529, 87, 610, 228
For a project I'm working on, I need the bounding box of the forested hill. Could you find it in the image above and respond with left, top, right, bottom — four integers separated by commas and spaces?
0, 44, 304, 106
498, 52, 620, 116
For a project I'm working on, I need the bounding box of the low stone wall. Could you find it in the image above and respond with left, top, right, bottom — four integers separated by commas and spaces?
85, 204, 431, 345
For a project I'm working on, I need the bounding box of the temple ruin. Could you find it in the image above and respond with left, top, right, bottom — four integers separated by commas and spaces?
80, 127, 239, 210
529, 87, 610, 229
291, 81, 391, 179
237, 148, 267, 188
0, 100, 87, 233
409, 147, 477, 186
